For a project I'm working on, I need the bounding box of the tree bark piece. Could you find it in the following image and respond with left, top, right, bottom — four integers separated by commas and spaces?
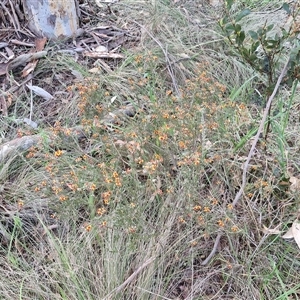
22, 0, 79, 39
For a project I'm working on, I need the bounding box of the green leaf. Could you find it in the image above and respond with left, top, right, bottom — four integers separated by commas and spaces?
236, 31, 245, 46
248, 30, 258, 40
273, 33, 280, 41
281, 27, 289, 38
249, 54, 258, 61
240, 46, 250, 58
267, 24, 274, 31
235, 9, 251, 22
257, 28, 263, 37
234, 126, 258, 152
264, 39, 279, 49
225, 23, 235, 34
251, 40, 260, 52
219, 16, 229, 27
282, 2, 291, 14
235, 24, 242, 32
225, 0, 234, 10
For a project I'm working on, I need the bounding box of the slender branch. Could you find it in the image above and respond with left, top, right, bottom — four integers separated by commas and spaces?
103, 257, 156, 299
201, 233, 222, 266
201, 58, 290, 266
232, 57, 290, 207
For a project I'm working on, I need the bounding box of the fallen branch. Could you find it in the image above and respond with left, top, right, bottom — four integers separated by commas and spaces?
201, 58, 291, 266
0, 135, 44, 162
0, 127, 84, 163
0, 51, 47, 76
0, 103, 138, 163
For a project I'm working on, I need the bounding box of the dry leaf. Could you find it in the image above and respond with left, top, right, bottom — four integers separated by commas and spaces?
5, 47, 14, 60
10, 52, 45, 69
95, 0, 117, 6
178, 53, 190, 59
262, 224, 281, 235
290, 176, 300, 192
114, 140, 126, 146
95, 0, 105, 8
282, 226, 294, 239
0, 96, 8, 116
95, 45, 108, 53
89, 67, 101, 74
35, 37, 47, 51
21, 38, 47, 77
292, 220, 300, 249
0, 63, 9, 76
204, 140, 212, 150
110, 96, 117, 104
22, 61, 38, 77
23, 118, 38, 129
26, 85, 54, 101
93, 117, 102, 127
0, 42, 8, 49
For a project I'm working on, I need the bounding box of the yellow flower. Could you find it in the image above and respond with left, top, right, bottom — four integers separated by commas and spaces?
34, 186, 41, 192
85, 224, 92, 232
158, 133, 168, 141
97, 207, 106, 215
178, 216, 186, 224
54, 150, 63, 157
115, 177, 122, 187
203, 206, 210, 213
190, 241, 198, 247
231, 225, 239, 232
211, 198, 218, 205
217, 220, 225, 227
59, 195, 68, 201
178, 141, 187, 149
102, 191, 112, 205
193, 205, 202, 212
89, 183, 97, 191
227, 204, 233, 210
18, 200, 24, 209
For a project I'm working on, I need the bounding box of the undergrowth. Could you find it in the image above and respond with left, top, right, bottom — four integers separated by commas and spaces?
1, 0, 300, 299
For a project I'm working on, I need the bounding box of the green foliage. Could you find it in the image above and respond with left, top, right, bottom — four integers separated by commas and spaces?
220, 1, 300, 140
220, 1, 300, 89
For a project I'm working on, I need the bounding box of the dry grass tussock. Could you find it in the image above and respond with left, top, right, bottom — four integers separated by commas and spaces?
1, 0, 300, 299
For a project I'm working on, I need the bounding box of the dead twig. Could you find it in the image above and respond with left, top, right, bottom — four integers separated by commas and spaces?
201, 57, 291, 266
0, 0, 20, 38
9, 51, 48, 70
10, 39, 35, 47
8, 0, 21, 32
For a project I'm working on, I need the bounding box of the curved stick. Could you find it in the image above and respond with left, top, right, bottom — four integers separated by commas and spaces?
201, 58, 290, 266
